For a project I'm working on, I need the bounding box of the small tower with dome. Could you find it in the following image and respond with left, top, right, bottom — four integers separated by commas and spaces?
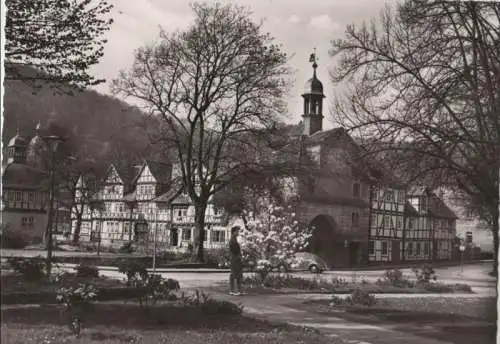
27, 122, 49, 170
7, 129, 28, 164
302, 50, 325, 136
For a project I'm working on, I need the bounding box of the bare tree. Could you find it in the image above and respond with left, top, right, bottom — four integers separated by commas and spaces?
5, 0, 113, 91
112, 2, 290, 261
330, 0, 499, 271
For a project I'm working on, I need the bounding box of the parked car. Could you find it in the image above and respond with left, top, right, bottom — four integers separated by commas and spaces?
218, 252, 328, 273
274, 252, 328, 273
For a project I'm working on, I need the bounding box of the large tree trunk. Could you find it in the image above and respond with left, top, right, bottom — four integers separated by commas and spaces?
492, 223, 498, 274
491, 206, 499, 275
72, 212, 82, 245
193, 201, 208, 262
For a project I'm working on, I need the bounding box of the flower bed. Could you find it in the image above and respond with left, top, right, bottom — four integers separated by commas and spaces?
237, 269, 473, 294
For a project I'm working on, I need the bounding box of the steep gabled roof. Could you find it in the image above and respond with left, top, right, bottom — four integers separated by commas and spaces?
170, 193, 192, 205
115, 164, 139, 188
404, 202, 419, 217
147, 160, 172, 184
429, 196, 458, 220
154, 180, 184, 204
2, 163, 47, 189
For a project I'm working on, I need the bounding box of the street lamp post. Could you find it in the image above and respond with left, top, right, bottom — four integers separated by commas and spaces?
43, 135, 63, 276
459, 243, 466, 278
153, 211, 158, 273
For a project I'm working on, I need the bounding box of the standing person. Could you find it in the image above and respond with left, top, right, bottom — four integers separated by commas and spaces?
229, 226, 243, 295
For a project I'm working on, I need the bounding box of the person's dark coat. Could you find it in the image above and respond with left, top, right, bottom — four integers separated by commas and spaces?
229, 235, 242, 278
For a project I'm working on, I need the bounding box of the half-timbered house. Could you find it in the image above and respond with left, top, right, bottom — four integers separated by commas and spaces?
71, 160, 229, 250
368, 187, 407, 263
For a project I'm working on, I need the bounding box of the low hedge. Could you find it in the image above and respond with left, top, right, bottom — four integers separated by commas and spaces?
1, 286, 149, 305
52, 256, 153, 267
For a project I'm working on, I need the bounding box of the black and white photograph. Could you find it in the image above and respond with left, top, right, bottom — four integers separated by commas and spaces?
1, 0, 498, 343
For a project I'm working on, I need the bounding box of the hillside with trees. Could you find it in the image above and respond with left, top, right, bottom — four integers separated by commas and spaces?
2, 77, 163, 176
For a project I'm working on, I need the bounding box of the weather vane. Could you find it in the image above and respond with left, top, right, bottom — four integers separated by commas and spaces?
309, 48, 318, 69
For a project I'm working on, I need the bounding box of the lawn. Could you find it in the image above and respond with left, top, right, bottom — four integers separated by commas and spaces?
1, 303, 344, 344
301, 296, 497, 321
295, 297, 497, 344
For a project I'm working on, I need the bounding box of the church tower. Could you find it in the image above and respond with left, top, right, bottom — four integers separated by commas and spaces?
302, 51, 325, 136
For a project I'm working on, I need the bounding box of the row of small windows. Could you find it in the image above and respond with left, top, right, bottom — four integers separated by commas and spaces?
407, 241, 430, 256
371, 214, 404, 229
368, 240, 389, 255
99, 222, 226, 243
21, 216, 34, 227
7, 191, 38, 202
371, 189, 406, 203
137, 185, 155, 196
178, 229, 226, 242
369, 240, 432, 256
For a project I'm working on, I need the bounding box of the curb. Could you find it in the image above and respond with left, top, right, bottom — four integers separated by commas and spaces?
58, 264, 230, 274
334, 260, 494, 271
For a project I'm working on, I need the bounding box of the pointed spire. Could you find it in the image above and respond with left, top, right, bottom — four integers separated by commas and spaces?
36, 122, 41, 132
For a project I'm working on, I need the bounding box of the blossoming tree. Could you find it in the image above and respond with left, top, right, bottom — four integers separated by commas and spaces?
239, 203, 311, 281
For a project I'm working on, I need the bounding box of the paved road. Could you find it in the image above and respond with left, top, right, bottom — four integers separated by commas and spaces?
47, 261, 495, 293
3, 248, 494, 290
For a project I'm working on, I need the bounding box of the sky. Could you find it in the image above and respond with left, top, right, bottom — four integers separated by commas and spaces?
90, 0, 391, 128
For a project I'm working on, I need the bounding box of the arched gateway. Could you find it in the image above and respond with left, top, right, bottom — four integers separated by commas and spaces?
308, 214, 363, 268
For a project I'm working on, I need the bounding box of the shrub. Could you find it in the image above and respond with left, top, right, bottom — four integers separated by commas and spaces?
118, 242, 135, 254
49, 271, 75, 284
381, 269, 414, 288
180, 290, 243, 315
243, 273, 341, 291
205, 248, 230, 268
56, 283, 98, 337
115, 259, 149, 285
350, 288, 376, 306
423, 282, 472, 293
329, 295, 346, 306
138, 274, 180, 307
75, 264, 99, 278
115, 259, 180, 308
412, 264, 437, 284
156, 250, 193, 263
7, 256, 45, 282
1, 226, 28, 249
331, 277, 349, 287
329, 289, 376, 307
450, 283, 473, 292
